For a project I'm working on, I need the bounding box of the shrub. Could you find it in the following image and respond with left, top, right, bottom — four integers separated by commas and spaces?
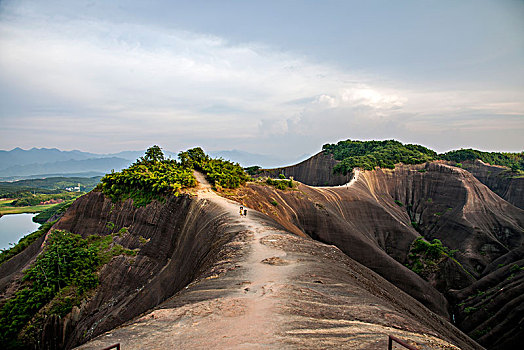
323, 140, 436, 175
245, 166, 261, 175
440, 148, 524, 171
270, 200, 278, 206
407, 237, 456, 278
178, 147, 249, 189
265, 178, 293, 190
464, 306, 477, 314
99, 146, 196, 207
0, 230, 139, 348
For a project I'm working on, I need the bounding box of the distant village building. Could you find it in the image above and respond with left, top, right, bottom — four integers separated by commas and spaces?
66, 183, 81, 192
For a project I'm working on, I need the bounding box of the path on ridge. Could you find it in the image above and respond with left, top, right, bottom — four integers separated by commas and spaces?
189, 170, 294, 346
77, 171, 477, 350
79, 171, 298, 348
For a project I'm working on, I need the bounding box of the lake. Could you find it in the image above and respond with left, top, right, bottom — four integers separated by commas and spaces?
0, 213, 41, 251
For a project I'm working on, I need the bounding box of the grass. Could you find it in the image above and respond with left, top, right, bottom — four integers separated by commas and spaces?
0, 199, 57, 215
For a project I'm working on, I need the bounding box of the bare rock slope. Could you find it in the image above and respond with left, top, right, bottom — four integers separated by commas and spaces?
236, 160, 523, 350
77, 173, 478, 349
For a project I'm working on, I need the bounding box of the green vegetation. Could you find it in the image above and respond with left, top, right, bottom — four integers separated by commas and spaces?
245, 166, 262, 175
0, 230, 136, 348
509, 264, 523, 273
470, 327, 491, 340
32, 200, 75, 224
322, 139, 524, 175
98, 146, 249, 206
464, 306, 477, 314
406, 237, 457, 277
507, 264, 524, 280
394, 200, 403, 207
265, 178, 294, 190
323, 140, 436, 175
0, 221, 55, 267
0, 200, 57, 215
270, 200, 278, 206
178, 147, 249, 189
9, 192, 80, 207
440, 149, 524, 171
99, 146, 196, 207
0, 177, 100, 199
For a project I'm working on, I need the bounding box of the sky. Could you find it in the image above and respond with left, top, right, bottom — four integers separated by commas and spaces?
0, 0, 523, 162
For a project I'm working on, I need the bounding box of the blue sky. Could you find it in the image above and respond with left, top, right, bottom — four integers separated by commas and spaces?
0, 0, 522, 160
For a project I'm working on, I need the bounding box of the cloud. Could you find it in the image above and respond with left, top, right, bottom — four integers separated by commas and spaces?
0, 2, 522, 157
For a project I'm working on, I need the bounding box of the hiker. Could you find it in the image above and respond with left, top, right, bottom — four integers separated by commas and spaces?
244, 209, 247, 217
240, 206, 243, 216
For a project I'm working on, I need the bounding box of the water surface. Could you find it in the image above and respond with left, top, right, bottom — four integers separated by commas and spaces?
0, 213, 41, 251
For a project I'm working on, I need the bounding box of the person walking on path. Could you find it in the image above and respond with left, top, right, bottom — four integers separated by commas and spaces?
239, 206, 244, 216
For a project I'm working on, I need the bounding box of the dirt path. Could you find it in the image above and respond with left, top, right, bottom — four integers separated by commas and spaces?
190, 171, 294, 346
77, 171, 475, 350
79, 172, 297, 349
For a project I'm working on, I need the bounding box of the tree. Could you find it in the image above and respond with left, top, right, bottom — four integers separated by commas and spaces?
140, 145, 164, 163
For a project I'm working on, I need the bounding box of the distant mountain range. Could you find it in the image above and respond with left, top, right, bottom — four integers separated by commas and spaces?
0, 147, 304, 180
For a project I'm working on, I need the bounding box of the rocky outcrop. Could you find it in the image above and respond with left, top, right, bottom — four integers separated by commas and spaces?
228, 162, 524, 349
2, 177, 484, 350
78, 189, 480, 350
3, 161, 521, 349
259, 151, 351, 186
1, 191, 243, 349
455, 160, 524, 209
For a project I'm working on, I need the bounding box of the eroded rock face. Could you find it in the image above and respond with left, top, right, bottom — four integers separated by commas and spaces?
2, 160, 521, 349
0, 192, 243, 349
77, 202, 481, 350
259, 152, 351, 186
228, 162, 524, 349
455, 160, 524, 210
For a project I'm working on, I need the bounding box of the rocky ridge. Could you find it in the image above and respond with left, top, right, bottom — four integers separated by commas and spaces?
239, 156, 523, 349
76, 172, 479, 349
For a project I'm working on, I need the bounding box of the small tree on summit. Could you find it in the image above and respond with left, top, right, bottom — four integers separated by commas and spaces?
140, 145, 165, 163
178, 147, 207, 168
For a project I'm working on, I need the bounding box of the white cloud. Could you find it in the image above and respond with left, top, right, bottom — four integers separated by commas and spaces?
0, 3, 522, 156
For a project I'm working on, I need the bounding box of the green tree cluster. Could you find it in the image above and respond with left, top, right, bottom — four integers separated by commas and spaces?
99, 146, 249, 206
0, 230, 136, 349
265, 178, 294, 190
244, 166, 262, 175
99, 146, 196, 207
440, 149, 524, 171
178, 147, 249, 188
0, 231, 100, 348
407, 237, 457, 277
323, 140, 436, 175
323, 139, 524, 175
